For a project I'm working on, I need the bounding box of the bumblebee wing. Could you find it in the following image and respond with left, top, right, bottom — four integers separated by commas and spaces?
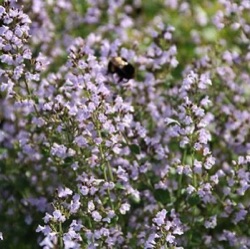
108, 61, 115, 73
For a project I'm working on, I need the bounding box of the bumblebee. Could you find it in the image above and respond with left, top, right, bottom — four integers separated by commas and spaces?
108, 57, 135, 80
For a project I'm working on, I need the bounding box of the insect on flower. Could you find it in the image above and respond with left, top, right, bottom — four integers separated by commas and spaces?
108, 57, 135, 81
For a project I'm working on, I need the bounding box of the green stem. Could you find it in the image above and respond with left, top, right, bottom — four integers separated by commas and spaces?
59, 222, 63, 249
24, 79, 39, 116
191, 150, 197, 188
178, 149, 187, 197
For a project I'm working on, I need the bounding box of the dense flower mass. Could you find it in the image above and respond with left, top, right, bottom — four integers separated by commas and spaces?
1, 0, 250, 248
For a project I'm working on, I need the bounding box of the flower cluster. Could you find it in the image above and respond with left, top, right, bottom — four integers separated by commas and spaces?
1, 0, 250, 248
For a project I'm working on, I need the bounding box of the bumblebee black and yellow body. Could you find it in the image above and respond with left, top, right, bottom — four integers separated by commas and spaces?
108, 57, 135, 80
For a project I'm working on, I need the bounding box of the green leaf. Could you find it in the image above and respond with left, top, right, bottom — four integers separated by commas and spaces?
115, 183, 126, 190
188, 194, 201, 206
154, 189, 171, 205
129, 144, 141, 155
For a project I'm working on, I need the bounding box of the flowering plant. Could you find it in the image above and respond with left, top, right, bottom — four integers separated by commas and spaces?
1, 0, 250, 248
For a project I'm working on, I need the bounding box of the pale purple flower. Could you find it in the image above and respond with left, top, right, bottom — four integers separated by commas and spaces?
219, 230, 237, 246
237, 180, 249, 195
43, 213, 53, 223
91, 211, 102, 222
153, 209, 167, 226
180, 136, 189, 148
210, 174, 219, 184
198, 129, 211, 144
198, 73, 212, 89
198, 183, 216, 204
194, 159, 202, 174
213, 10, 225, 29
69, 194, 81, 214
74, 135, 87, 147
50, 143, 67, 159
39, 233, 58, 248
35, 53, 50, 71
103, 210, 116, 223
182, 71, 198, 91
58, 187, 73, 198
145, 233, 159, 248
88, 200, 95, 212
117, 166, 129, 182
70, 220, 83, 232
204, 156, 216, 170
79, 185, 89, 196
63, 238, 81, 249
53, 210, 66, 222
166, 234, 175, 244
192, 105, 205, 117
63, 223, 82, 249
119, 203, 131, 215
0, 54, 13, 65
27, 197, 48, 213
0, 6, 5, 15
204, 215, 217, 229
36, 225, 52, 235
183, 165, 192, 175
233, 208, 247, 224
173, 226, 183, 235
71, 162, 79, 170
